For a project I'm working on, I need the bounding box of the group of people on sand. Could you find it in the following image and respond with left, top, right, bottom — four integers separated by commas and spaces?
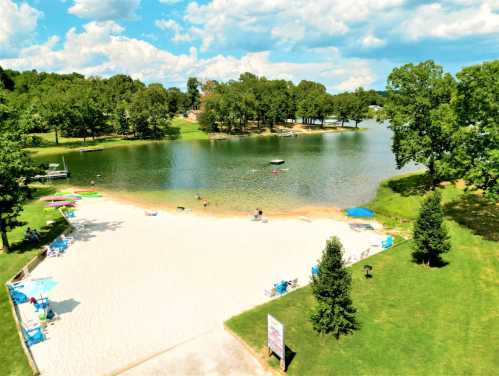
25, 227, 41, 243
195, 193, 209, 208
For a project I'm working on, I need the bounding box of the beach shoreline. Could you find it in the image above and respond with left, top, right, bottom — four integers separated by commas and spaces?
61, 185, 373, 222
26, 195, 386, 375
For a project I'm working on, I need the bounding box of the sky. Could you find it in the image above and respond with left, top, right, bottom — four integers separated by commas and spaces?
0, 0, 498, 92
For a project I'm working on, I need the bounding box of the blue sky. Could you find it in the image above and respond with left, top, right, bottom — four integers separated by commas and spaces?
0, 0, 498, 92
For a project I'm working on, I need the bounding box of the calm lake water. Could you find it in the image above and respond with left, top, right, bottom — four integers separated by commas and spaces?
36, 120, 419, 212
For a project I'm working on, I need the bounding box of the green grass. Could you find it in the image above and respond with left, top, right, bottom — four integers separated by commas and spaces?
170, 117, 209, 141
0, 186, 69, 376
226, 174, 499, 375
26, 117, 207, 157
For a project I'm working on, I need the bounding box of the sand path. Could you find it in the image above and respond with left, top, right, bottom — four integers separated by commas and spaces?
27, 198, 385, 375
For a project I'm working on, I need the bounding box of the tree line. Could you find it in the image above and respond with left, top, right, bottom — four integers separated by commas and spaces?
384, 59, 498, 199
0, 67, 202, 143
198, 72, 384, 133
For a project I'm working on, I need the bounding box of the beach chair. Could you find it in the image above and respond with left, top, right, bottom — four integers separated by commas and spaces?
34, 298, 50, 312
382, 235, 394, 249
60, 234, 74, 244
275, 281, 288, 295
45, 246, 60, 257
23, 325, 45, 347
311, 265, 319, 276
288, 278, 298, 289
265, 287, 276, 297
8, 286, 28, 305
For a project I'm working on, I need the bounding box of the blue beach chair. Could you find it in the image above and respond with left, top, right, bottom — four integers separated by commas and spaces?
34, 297, 50, 312
311, 264, 319, 276
23, 326, 45, 347
8, 286, 28, 305
275, 281, 288, 295
382, 235, 394, 249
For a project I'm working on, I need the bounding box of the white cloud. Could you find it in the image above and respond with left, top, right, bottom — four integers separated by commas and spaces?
159, 0, 182, 4
402, 1, 499, 40
0, 21, 375, 91
68, 0, 141, 20
361, 34, 385, 48
155, 18, 192, 43
184, 0, 404, 51
0, 0, 42, 56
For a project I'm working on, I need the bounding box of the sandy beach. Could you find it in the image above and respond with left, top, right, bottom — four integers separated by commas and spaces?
25, 197, 386, 375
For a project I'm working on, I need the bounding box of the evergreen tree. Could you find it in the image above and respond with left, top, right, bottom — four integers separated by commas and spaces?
311, 236, 357, 338
412, 191, 451, 266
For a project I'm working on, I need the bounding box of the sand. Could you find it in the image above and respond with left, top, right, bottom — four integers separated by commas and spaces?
26, 197, 386, 375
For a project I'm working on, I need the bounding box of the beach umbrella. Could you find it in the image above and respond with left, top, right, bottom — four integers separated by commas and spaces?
16, 278, 59, 299
345, 207, 374, 218
47, 201, 75, 207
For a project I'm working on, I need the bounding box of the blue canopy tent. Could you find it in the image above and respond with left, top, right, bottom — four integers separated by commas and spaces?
346, 207, 375, 218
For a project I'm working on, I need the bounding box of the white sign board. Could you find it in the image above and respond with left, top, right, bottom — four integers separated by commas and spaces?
267, 314, 285, 360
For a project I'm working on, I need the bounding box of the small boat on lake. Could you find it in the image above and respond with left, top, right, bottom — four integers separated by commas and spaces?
270, 159, 285, 165
79, 148, 104, 153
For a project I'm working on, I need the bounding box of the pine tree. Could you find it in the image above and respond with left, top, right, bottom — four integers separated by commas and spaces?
412, 191, 451, 266
311, 236, 357, 338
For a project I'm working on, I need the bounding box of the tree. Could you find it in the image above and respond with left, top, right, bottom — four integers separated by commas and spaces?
41, 89, 72, 145
129, 85, 171, 139
453, 60, 499, 199
114, 101, 130, 136
412, 191, 451, 267
311, 236, 357, 338
333, 93, 354, 126
350, 87, 369, 128
385, 61, 457, 188
0, 133, 41, 252
187, 77, 201, 110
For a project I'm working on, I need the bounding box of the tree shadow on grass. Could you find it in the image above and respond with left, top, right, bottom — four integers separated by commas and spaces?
444, 194, 499, 241
11, 218, 69, 254
412, 251, 450, 268
387, 174, 432, 196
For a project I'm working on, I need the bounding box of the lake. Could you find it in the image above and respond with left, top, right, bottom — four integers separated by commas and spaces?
35, 121, 420, 212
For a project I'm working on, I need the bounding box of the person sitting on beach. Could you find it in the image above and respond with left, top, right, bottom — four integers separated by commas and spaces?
203, 199, 209, 208
195, 193, 201, 200
253, 208, 261, 221
32, 229, 40, 241
25, 228, 39, 242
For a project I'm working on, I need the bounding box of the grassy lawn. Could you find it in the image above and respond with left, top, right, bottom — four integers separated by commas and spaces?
25, 117, 207, 157
226, 174, 499, 375
0, 186, 69, 376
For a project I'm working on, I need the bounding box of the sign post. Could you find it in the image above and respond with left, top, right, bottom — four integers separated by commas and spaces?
267, 314, 285, 371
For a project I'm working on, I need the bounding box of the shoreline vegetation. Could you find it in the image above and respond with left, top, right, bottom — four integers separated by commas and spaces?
25, 117, 359, 157
225, 173, 498, 374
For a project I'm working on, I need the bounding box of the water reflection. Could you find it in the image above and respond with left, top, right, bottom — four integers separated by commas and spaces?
35, 120, 419, 209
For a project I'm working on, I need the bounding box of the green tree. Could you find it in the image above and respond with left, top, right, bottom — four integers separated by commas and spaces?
41, 89, 72, 145
350, 87, 369, 128
0, 133, 41, 252
129, 85, 171, 139
187, 77, 201, 110
453, 60, 499, 199
412, 191, 451, 266
385, 60, 457, 188
114, 101, 130, 136
311, 236, 357, 338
